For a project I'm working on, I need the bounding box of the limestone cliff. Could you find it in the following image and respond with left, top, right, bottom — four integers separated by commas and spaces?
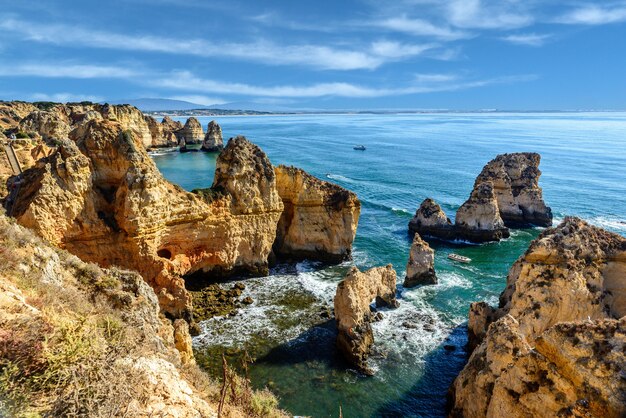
0, 101, 37, 130
178, 117, 204, 144
475, 152, 552, 227
4, 123, 283, 320
404, 233, 436, 287
334, 265, 398, 374
273, 165, 360, 262
449, 218, 626, 417
201, 120, 224, 152
17, 106, 72, 140
145, 115, 177, 148
162, 115, 184, 132
96, 104, 153, 148
455, 181, 510, 243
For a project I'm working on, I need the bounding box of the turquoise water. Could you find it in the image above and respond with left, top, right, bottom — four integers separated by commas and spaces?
153, 113, 626, 417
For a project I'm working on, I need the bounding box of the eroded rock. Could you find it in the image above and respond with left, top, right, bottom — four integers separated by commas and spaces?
201, 120, 223, 152
178, 117, 204, 144
334, 265, 398, 374
408, 198, 455, 240
404, 233, 436, 287
455, 181, 510, 243
449, 217, 626, 417
274, 165, 360, 262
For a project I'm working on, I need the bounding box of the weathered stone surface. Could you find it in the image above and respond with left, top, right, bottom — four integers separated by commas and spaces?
274, 165, 360, 262
145, 115, 177, 148
177, 117, 204, 144
201, 120, 223, 152
455, 181, 510, 243
96, 104, 153, 148
475, 152, 552, 227
162, 115, 183, 132
18, 107, 72, 140
408, 198, 455, 240
404, 233, 436, 287
334, 265, 398, 374
449, 218, 626, 418
5, 123, 283, 319
0, 101, 37, 130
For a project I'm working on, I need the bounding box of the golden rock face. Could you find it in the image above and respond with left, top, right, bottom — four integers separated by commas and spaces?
450, 217, 626, 418
5, 121, 360, 321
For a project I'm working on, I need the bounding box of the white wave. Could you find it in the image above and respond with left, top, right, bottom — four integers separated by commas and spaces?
588, 216, 626, 233
391, 207, 410, 214
326, 173, 355, 184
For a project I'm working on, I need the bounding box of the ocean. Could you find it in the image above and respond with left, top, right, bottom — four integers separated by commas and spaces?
152, 113, 626, 417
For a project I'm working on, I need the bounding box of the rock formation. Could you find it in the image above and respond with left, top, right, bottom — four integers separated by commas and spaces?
474, 152, 552, 227
0, 101, 37, 130
145, 115, 177, 148
177, 117, 204, 144
404, 233, 436, 287
455, 181, 510, 242
273, 165, 360, 262
4, 122, 284, 319
201, 120, 224, 152
449, 218, 626, 417
162, 115, 183, 132
17, 107, 72, 140
408, 198, 455, 241
334, 265, 398, 374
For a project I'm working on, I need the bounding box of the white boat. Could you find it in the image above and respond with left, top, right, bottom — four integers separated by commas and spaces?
448, 253, 471, 263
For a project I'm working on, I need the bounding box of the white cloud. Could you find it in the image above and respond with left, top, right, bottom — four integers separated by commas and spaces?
29, 93, 104, 102
154, 70, 536, 98
501, 33, 551, 46
0, 63, 138, 79
0, 18, 435, 71
370, 41, 436, 58
168, 95, 225, 105
414, 73, 459, 83
375, 16, 470, 40
446, 0, 533, 29
556, 4, 626, 25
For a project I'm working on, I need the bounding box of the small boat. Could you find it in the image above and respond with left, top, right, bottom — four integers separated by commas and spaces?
353, 145, 366, 150
448, 253, 471, 263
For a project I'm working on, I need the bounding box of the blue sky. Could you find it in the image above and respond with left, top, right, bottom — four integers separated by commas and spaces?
1, 0, 625, 110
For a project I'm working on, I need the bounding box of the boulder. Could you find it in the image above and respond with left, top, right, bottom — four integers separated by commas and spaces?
404, 233, 436, 287
273, 165, 360, 262
334, 265, 398, 374
177, 117, 204, 144
201, 120, 223, 152
408, 198, 455, 240
455, 181, 510, 243
475, 152, 552, 226
449, 217, 626, 417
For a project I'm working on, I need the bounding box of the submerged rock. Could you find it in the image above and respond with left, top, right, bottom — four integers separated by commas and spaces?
404, 233, 437, 287
474, 152, 552, 226
408, 198, 455, 241
455, 181, 510, 243
334, 265, 398, 374
449, 217, 626, 417
273, 165, 360, 263
201, 120, 223, 152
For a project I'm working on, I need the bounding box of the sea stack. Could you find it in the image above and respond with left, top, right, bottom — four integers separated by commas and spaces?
273, 165, 360, 262
334, 265, 398, 375
455, 181, 510, 243
201, 120, 223, 152
404, 233, 436, 287
408, 198, 455, 240
178, 117, 204, 144
449, 218, 626, 417
145, 115, 177, 148
474, 152, 552, 227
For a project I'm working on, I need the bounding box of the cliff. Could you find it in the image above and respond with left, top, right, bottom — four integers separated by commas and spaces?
334, 265, 398, 374
4, 122, 284, 320
0, 211, 287, 417
0, 101, 37, 130
449, 218, 626, 417
178, 117, 204, 144
145, 115, 177, 148
474, 152, 552, 227
273, 165, 360, 262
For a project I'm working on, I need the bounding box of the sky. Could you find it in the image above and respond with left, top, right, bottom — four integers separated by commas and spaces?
0, 0, 625, 110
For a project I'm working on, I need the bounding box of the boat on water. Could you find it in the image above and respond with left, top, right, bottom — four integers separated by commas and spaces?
353, 145, 366, 150
448, 253, 471, 263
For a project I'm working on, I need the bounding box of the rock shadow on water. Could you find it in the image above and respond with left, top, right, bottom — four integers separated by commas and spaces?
373, 323, 470, 417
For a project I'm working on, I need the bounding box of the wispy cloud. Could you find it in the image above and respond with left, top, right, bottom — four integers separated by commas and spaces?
374, 16, 470, 40
0, 18, 437, 70
29, 92, 104, 102
501, 33, 551, 46
154, 70, 537, 98
556, 3, 626, 25
0, 63, 138, 78
446, 0, 533, 30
